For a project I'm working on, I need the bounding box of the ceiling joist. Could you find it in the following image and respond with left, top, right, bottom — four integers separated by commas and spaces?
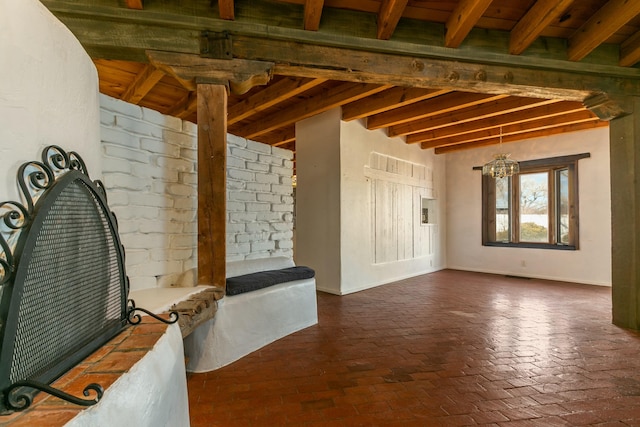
510, 0, 575, 55
377, 0, 409, 40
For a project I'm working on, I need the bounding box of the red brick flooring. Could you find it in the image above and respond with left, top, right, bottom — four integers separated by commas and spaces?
187, 270, 640, 426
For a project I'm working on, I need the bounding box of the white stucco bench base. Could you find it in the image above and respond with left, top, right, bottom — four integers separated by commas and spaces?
183, 257, 318, 372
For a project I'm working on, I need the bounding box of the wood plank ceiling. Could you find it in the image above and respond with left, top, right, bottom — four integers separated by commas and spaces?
66, 0, 640, 155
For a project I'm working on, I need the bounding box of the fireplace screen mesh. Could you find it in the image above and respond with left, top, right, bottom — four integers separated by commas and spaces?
8, 177, 125, 385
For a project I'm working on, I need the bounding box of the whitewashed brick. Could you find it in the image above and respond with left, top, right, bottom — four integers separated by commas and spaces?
102, 157, 132, 174
166, 183, 195, 197
104, 173, 148, 191
163, 209, 196, 223
284, 159, 294, 169
271, 249, 293, 258
257, 193, 281, 203
226, 234, 237, 244
227, 156, 246, 169
183, 223, 197, 233
227, 201, 246, 212
139, 220, 183, 234
121, 233, 167, 249
102, 128, 140, 149
271, 165, 292, 176
105, 190, 129, 207
282, 195, 294, 204
171, 233, 197, 248
272, 145, 294, 160
100, 94, 143, 119
271, 222, 293, 232
231, 147, 258, 161
271, 231, 293, 240
181, 120, 198, 136
128, 276, 157, 292
134, 164, 179, 182
229, 191, 256, 202
229, 212, 257, 222
246, 162, 269, 172
226, 254, 245, 262
237, 232, 269, 243
280, 176, 293, 186
272, 203, 294, 212
142, 108, 182, 130
128, 260, 183, 277
246, 182, 271, 193
130, 193, 174, 208
283, 213, 294, 222
255, 173, 279, 184
113, 220, 138, 234
101, 111, 115, 126
276, 240, 294, 249
124, 249, 150, 264
258, 154, 284, 165
228, 133, 247, 148
156, 273, 180, 288
246, 202, 271, 212
115, 115, 162, 138
227, 180, 246, 190
155, 155, 194, 172
180, 147, 197, 161
103, 145, 149, 163
163, 129, 196, 148
256, 212, 281, 222
227, 223, 246, 233
179, 172, 197, 185
141, 138, 180, 157
271, 184, 292, 195
227, 242, 251, 255
228, 169, 254, 181
251, 241, 275, 252
246, 223, 270, 232
174, 198, 196, 210
150, 248, 193, 261
247, 139, 272, 153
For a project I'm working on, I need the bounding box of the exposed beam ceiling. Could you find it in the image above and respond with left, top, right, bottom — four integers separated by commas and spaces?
44, 0, 640, 157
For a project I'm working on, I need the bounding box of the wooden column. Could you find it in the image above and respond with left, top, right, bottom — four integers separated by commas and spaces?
197, 84, 227, 289
610, 96, 640, 329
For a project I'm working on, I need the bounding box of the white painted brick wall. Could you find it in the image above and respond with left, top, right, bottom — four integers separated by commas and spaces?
100, 94, 294, 291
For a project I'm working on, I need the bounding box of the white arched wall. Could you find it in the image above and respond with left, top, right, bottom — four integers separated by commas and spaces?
0, 0, 101, 197
446, 126, 611, 286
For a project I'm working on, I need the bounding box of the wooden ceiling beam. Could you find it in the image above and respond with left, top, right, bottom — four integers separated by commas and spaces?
169, 91, 198, 119
342, 87, 448, 121
444, 0, 493, 48
434, 121, 608, 154
120, 64, 165, 104
367, 92, 505, 130
408, 102, 589, 144
228, 77, 326, 125
568, 0, 640, 61
377, 0, 408, 40
125, 0, 143, 9
304, 0, 324, 30
258, 126, 296, 145
620, 31, 640, 67
510, 0, 575, 55
389, 97, 560, 137
237, 83, 392, 139
218, 0, 235, 20
422, 111, 600, 150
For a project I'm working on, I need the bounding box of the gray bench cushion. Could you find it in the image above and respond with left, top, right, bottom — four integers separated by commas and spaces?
225, 266, 315, 296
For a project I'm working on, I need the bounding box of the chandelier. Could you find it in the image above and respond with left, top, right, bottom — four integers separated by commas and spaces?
482, 127, 519, 179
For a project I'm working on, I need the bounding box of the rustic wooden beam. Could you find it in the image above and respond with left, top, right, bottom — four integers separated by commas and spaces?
408, 103, 589, 144
620, 31, 640, 67
389, 98, 560, 137
169, 91, 198, 119
120, 64, 165, 104
304, 0, 324, 30
258, 126, 296, 145
342, 87, 447, 121
568, 0, 640, 61
510, 0, 575, 55
147, 50, 274, 94
434, 122, 607, 154
367, 92, 505, 130
444, 0, 492, 48
377, 0, 408, 40
218, 0, 235, 20
236, 82, 391, 139
424, 111, 600, 150
197, 84, 227, 289
228, 77, 326, 125
125, 0, 143, 9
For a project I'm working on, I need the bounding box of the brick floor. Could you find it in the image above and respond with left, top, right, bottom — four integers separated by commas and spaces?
187, 270, 640, 426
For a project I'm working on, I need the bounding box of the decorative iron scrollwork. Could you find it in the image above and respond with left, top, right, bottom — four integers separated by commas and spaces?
5, 380, 103, 411
0, 146, 96, 287
126, 299, 179, 325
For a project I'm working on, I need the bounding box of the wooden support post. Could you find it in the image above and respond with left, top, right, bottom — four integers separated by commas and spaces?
197, 84, 227, 289
609, 96, 640, 329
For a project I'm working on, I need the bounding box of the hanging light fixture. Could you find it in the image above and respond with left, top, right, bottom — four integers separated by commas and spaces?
482, 126, 519, 179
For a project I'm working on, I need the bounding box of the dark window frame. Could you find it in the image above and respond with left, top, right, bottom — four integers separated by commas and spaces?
478, 153, 590, 250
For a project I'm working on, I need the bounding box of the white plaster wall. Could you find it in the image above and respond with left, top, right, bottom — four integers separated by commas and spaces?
0, 0, 101, 201
339, 118, 447, 294
65, 323, 190, 427
446, 127, 612, 286
296, 108, 446, 295
100, 95, 294, 290
295, 109, 342, 294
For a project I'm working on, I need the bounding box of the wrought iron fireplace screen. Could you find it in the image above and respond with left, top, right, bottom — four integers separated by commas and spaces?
0, 146, 176, 414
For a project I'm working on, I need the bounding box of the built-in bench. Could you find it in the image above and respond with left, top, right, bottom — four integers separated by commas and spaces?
183, 257, 318, 372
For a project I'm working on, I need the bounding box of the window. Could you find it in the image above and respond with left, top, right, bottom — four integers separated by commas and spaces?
481, 153, 589, 250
